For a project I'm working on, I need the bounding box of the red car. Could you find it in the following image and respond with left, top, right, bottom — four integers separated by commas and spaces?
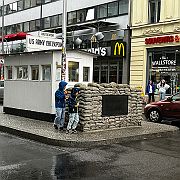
144, 93, 180, 122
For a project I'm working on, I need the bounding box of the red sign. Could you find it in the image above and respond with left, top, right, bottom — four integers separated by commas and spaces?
145, 35, 180, 45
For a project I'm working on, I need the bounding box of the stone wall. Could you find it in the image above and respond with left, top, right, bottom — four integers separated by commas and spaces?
72, 82, 143, 132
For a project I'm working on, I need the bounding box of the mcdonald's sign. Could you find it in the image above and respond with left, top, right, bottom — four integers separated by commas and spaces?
111, 41, 126, 58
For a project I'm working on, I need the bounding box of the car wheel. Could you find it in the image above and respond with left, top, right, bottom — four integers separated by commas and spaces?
148, 109, 162, 122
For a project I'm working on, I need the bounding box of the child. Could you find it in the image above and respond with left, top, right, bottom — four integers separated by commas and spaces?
66, 87, 80, 134
54, 80, 68, 130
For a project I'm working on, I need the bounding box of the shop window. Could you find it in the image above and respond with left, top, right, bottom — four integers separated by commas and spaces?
97, 4, 107, 19
42, 65, 51, 81
119, 0, 129, 14
31, 66, 39, 80
148, 0, 161, 23
83, 67, 90, 82
108, 2, 118, 17
6, 66, 13, 80
17, 0, 23, 11
68, 61, 79, 82
17, 66, 28, 79
68, 11, 77, 25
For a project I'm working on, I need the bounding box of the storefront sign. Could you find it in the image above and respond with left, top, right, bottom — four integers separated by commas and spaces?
39, 31, 56, 38
26, 35, 62, 51
145, 35, 180, 45
111, 41, 126, 58
87, 47, 107, 56
152, 56, 177, 72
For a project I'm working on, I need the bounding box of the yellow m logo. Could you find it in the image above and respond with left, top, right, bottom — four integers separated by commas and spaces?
114, 42, 125, 56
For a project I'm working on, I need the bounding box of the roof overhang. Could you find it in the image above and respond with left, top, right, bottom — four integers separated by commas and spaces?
45, 20, 118, 34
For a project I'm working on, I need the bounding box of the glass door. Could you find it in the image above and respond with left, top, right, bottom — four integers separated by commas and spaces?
109, 63, 118, 83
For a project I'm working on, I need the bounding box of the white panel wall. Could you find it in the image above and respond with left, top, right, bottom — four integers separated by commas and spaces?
4, 81, 52, 113
4, 52, 54, 113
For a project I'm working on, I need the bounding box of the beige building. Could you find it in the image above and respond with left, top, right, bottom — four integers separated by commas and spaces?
131, 0, 180, 95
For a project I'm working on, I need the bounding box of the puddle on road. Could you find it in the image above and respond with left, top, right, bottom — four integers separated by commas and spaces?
51, 153, 107, 179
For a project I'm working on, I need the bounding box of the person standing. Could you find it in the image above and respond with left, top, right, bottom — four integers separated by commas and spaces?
146, 80, 155, 103
54, 80, 68, 130
66, 87, 80, 134
157, 79, 170, 101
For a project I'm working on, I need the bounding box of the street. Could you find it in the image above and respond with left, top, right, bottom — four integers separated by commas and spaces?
0, 130, 180, 180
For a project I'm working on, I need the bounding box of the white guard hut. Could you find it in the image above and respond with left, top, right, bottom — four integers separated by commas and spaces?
3, 50, 94, 121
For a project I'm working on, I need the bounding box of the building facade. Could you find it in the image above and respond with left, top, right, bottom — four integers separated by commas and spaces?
131, 0, 180, 94
0, 0, 130, 84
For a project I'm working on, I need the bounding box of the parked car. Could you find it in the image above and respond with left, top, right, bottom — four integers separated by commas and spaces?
144, 93, 180, 122
0, 80, 4, 103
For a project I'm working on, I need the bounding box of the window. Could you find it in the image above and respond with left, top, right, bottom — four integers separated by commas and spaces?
83, 67, 90, 82
68, 11, 77, 25
0, 7, 2, 16
44, 17, 51, 29
44, 0, 51, 3
31, 0, 37, 7
12, 2, 18, 12
85, 8, 95, 21
17, 66, 28, 79
29, 20, 36, 31
77, 9, 87, 23
42, 65, 51, 81
68, 61, 79, 82
59, 14, 62, 26
6, 66, 13, 79
97, 4, 107, 19
16, 23, 23, 32
24, 0, 31, 9
149, 0, 161, 23
31, 66, 39, 80
51, 15, 59, 27
24, 22, 30, 32
108, 2, 118, 17
35, 19, 41, 30
17, 0, 23, 11
119, 0, 129, 14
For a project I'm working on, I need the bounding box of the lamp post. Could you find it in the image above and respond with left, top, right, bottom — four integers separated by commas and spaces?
61, 0, 67, 80
1, 0, 5, 54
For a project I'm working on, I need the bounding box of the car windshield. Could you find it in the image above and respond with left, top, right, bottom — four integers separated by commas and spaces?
172, 93, 180, 101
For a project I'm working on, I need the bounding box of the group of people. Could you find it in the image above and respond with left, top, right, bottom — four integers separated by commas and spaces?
53, 80, 80, 134
146, 79, 170, 103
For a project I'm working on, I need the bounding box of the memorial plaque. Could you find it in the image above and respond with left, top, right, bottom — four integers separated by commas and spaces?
102, 95, 128, 116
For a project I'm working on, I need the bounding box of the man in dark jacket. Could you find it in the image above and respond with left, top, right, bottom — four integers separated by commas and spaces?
54, 80, 68, 130
146, 80, 155, 103
66, 87, 80, 134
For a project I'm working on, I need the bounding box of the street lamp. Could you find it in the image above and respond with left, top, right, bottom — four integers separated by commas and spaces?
1, 0, 5, 54
61, 0, 67, 81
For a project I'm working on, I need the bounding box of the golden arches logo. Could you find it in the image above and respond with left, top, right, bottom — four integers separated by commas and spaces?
114, 42, 125, 56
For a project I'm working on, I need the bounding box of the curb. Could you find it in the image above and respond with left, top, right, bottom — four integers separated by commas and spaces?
0, 124, 179, 147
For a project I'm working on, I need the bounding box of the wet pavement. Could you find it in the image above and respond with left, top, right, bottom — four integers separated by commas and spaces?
0, 131, 180, 180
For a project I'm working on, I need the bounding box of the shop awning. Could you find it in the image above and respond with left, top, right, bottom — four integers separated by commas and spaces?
0, 32, 28, 42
